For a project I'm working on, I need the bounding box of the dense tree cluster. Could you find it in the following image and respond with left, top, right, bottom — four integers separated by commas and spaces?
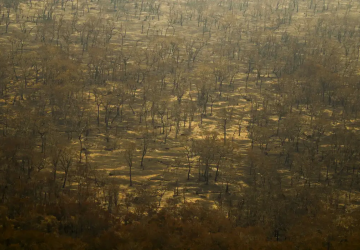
2, 197, 360, 249
1, 0, 360, 248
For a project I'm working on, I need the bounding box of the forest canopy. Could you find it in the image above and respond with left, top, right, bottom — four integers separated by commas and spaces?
1, 0, 360, 248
